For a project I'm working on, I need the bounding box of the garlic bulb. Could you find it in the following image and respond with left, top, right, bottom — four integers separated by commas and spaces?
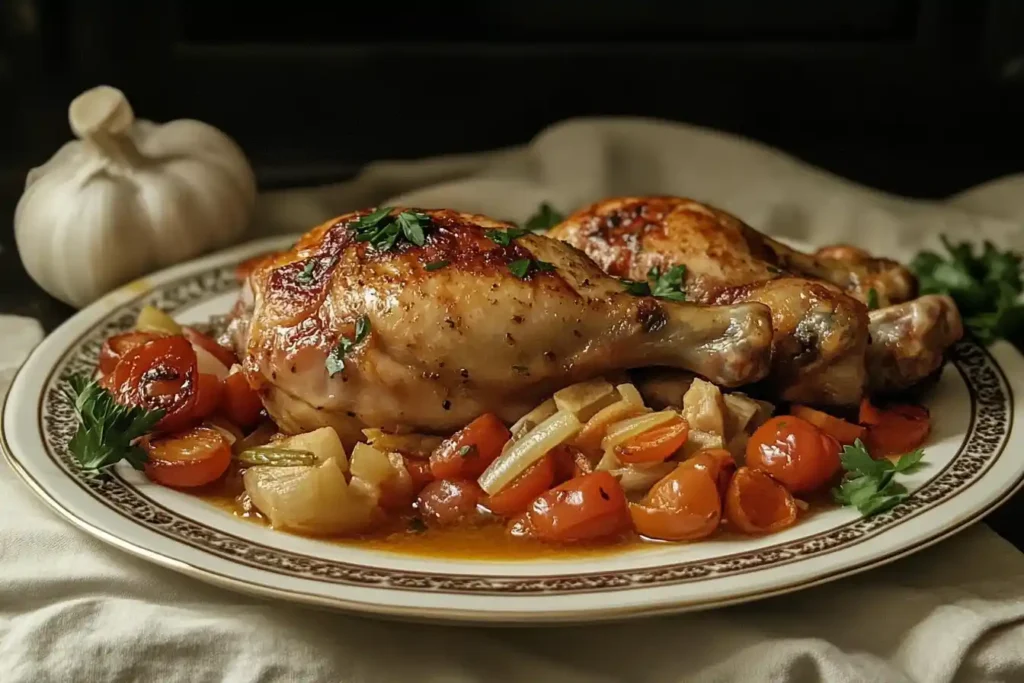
15, 85, 257, 308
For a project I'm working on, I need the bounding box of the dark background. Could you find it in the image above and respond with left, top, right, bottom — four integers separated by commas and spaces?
2, 1, 1023, 539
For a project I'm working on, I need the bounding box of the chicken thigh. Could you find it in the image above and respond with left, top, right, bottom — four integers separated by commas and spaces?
230, 208, 773, 443
549, 196, 962, 405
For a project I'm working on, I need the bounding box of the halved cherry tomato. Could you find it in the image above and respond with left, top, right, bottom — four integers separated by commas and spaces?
182, 326, 238, 369
429, 413, 510, 480
791, 405, 865, 445
615, 415, 690, 464
485, 454, 556, 516
516, 471, 630, 542
746, 415, 841, 494
859, 400, 931, 457
143, 425, 232, 488
98, 331, 165, 375
109, 336, 198, 433
683, 449, 736, 499
416, 479, 483, 526
192, 373, 224, 421
630, 459, 722, 541
403, 457, 434, 492
221, 372, 263, 428
724, 467, 798, 534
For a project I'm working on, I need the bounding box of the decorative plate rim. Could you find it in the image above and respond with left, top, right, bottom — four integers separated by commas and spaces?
3, 237, 1021, 622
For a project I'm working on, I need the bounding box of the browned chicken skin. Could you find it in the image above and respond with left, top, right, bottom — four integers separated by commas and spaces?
549, 196, 962, 405
230, 208, 774, 443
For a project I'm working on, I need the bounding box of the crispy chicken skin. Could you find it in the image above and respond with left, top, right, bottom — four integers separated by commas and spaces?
549, 196, 962, 404
550, 197, 870, 405
230, 208, 774, 443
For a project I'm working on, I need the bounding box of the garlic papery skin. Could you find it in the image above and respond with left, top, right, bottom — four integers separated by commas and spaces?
15, 85, 257, 308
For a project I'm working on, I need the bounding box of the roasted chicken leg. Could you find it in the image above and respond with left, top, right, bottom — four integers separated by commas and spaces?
230, 208, 773, 443
549, 196, 962, 405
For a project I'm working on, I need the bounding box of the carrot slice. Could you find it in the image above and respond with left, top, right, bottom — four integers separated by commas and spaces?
791, 405, 865, 445
859, 398, 883, 426
615, 416, 689, 464
221, 372, 263, 428
144, 425, 232, 488
861, 402, 931, 457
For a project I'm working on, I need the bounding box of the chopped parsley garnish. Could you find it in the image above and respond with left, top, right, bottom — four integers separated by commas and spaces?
523, 202, 565, 232
866, 287, 880, 311
911, 236, 1024, 345
425, 260, 450, 271
622, 265, 688, 301
621, 279, 651, 296
350, 206, 432, 252
832, 439, 925, 516
326, 315, 371, 377
508, 258, 556, 279
485, 227, 532, 246
295, 260, 317, 285
458, 444, 478, 459
64, 374, 164, 471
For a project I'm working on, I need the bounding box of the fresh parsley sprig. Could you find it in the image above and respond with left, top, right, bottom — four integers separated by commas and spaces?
866, 287, 880, 311
621, 265, 688, 302
64, 374, 164, 471
326, 315, 371, 377
350, 207, 432, 252
523, 203, 565, 232
508, 258, 556, 279
911, 237, 1024, 345
832, 439, 925, 516
295, 261, 316, 285
485, 227, 532, 246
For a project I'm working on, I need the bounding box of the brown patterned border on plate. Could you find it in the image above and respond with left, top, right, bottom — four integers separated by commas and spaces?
38, 264, 1013, 595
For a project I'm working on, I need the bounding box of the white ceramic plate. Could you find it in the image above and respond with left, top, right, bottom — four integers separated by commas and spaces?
4, 236, 1023, 624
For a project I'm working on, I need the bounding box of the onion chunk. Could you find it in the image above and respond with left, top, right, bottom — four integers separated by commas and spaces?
478, 410, 581, 495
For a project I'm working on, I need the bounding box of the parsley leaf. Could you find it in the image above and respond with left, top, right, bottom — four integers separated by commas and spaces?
350, 207, 433, 252
64, 374, 164, 471
523, 203, 565, 232
649, 265, 688, 301
396, 211, 429, 246
911, 237, 1024, 345
425, 260, 450, 271
485, 227, 532, 246
458, 444, 478, 459
894, 448, 925, 473
621, 279, 652, 296
295, 261, 317, 285
508, 258, 555, 279
832, 439, 926, 516
867, 287, 879, 311
621, 265, 688, 301
326, 315, 372, 377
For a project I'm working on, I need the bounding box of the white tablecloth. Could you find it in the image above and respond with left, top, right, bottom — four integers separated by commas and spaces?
4, 117, 1024, 682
